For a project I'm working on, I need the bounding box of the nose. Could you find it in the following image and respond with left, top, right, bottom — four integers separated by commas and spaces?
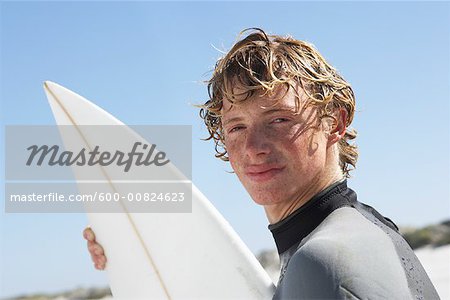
244, 126, 272, 159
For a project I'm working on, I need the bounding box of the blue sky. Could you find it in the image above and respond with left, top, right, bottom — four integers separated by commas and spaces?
1, 1, 449, 298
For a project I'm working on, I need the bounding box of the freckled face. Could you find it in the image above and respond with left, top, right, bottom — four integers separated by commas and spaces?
221, 86, 330, 206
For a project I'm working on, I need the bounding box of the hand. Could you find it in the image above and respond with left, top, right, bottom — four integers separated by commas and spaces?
83, 226, 107, 270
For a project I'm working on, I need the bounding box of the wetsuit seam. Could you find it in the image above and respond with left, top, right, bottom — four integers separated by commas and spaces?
339, 285, 362, 300
342, 193, 356, 208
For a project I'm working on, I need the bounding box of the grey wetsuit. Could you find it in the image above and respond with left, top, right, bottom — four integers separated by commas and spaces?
269, 180, 439, 299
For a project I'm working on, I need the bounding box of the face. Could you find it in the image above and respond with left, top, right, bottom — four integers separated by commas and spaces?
221, 84, 331, 206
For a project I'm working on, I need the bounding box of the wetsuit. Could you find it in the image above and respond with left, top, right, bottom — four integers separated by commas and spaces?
269, 180, 439, 299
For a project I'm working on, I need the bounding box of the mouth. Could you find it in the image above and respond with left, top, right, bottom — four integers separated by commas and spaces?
245, 166, 285, 182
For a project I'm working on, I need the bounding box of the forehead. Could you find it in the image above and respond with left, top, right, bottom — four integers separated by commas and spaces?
221, 82, 307, 114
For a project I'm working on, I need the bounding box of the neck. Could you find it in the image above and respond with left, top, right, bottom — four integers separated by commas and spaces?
264, 170, 344, 224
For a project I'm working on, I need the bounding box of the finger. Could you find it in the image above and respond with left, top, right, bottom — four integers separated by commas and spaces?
96, 255, 107, 266
87, 241, 104, 256
87, 240, 96, 255
94, 244, 104, 256
83, 227, 95, 242
94, 256, 106, 270
88, 243, 98, 263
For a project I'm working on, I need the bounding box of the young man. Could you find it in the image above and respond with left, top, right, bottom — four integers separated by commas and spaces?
84, 29, 439, 299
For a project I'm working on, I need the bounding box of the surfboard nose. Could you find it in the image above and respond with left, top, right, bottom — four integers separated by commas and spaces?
44, 81, 74, 103
44, 80, 63, 94
43, 81, 124, 126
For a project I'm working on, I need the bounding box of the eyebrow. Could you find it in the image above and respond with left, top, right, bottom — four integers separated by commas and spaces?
222, 107, 296, 126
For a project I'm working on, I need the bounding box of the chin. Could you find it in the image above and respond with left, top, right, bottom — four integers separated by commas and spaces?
251, 199, 268, 206
243, 183, 287, 206
250, 193, 282, 206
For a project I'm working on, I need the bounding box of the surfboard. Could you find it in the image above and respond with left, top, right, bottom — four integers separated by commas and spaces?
43, 81, 275, 299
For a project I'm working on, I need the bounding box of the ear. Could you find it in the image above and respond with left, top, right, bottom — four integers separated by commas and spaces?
327, 108, 347, 146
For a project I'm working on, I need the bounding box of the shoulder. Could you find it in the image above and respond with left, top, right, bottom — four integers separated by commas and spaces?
278, 207, 411, 299
301, 206, 395, 254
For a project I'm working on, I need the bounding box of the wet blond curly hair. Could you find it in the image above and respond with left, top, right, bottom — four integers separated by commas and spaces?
199, 28, 358, 177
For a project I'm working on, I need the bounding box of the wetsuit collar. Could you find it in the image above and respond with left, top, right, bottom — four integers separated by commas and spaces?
268, 179, 357, 254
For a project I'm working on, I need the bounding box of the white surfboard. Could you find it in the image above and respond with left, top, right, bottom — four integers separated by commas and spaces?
43, 81, 275, 300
